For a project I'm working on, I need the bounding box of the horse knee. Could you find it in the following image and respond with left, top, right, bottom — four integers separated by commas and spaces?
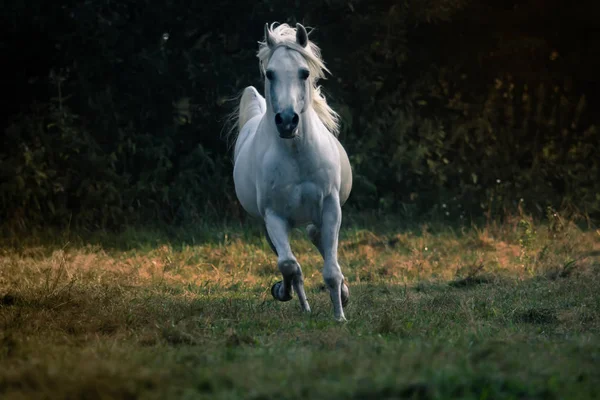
323, 270, 343, 289
278, 259, 301, 277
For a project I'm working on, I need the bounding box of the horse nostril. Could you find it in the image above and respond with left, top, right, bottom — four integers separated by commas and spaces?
275, 114, 283, 125
292, 114, 299, 125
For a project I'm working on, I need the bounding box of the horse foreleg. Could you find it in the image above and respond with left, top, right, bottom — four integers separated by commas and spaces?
307, 224, 349, 307
319, 196, 348, 321
265, 212, 311, 312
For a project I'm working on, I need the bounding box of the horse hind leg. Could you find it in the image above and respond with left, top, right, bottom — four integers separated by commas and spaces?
264, 225, 278, 256
265, 214, 311, 312
306, 224, 324, 255
306, 224, 349, 307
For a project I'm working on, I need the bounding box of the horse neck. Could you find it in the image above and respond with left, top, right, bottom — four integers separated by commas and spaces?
299, 105, 322, 135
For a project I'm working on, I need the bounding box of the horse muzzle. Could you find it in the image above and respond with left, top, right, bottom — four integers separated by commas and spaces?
275, 110, 299, 139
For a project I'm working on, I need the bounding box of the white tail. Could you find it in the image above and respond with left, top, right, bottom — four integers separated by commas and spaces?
238, 86, 266, 132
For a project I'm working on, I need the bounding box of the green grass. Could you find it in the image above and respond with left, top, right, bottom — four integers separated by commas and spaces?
1, 214, 599, 399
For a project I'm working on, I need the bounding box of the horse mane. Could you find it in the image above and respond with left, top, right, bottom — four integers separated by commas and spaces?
258, 23, 340, 136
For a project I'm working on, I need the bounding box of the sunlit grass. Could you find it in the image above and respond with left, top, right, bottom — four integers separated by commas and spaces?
1, 214, 599, 399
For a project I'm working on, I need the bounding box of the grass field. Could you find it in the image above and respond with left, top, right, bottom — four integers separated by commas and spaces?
1, 213, 599, 399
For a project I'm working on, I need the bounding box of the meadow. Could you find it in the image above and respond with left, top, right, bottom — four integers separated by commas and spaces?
1, 212, 599, 399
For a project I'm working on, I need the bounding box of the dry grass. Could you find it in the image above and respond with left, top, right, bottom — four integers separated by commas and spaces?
1, 215, 599, 399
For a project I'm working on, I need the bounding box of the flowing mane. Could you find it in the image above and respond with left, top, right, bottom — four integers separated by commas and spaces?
258, 23, 340, 135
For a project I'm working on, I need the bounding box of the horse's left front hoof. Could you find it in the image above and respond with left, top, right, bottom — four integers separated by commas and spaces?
271, 281, 293, 302
341, 283, 349, 307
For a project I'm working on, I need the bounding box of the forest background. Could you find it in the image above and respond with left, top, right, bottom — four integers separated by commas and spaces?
2, 0, 599, 231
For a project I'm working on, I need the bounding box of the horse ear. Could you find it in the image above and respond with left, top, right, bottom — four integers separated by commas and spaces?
264, 23, 276, 49
296, 23, 308, 48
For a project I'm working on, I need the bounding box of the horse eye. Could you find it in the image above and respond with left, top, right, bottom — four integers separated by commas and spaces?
299, 69, 310, 80
265, 70, 274, 80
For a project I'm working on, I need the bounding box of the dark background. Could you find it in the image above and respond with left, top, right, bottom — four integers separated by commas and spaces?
1, 0, 599, 230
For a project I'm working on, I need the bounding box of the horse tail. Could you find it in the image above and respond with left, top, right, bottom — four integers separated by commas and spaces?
238, 86, 266, 132
223, 86, 265, 151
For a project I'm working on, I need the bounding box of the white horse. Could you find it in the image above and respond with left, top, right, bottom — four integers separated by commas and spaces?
231, 22, 352, 321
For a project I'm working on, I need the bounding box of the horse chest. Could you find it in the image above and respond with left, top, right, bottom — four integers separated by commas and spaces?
260, 156, 333, 222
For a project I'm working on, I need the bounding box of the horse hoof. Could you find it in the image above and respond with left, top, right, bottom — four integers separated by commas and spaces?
271, 281, 292, 302
335, 315, 348, 323
341, 283, 349, 307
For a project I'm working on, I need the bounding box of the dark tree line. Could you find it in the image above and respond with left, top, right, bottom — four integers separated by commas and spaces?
1, 0, 599, 230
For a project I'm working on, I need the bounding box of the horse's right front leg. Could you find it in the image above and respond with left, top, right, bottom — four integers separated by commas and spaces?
307, 224, 349, 307
265, 211, 311, 312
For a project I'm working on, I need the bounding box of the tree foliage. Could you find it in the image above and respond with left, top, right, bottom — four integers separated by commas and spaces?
1, 0, 599, 229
